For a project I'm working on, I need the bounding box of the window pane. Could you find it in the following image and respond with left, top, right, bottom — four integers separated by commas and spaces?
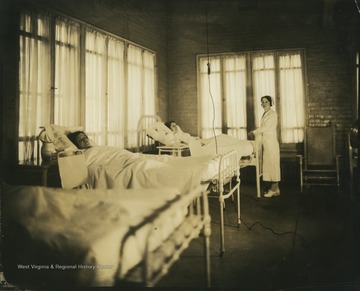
252, 54, 276, 127
200, 57, 222, 138
279, 53, 305, 143
143, 51, 156, 115
19, 11, 51, 161
198, 50, 305, 144
127, 45, 143, 148
108, 38, 125, 147
125, 46, 156, 148
224, 55, 247, 139
54, 18, 80, 127
18, 9, 158, 157
85, 30, 106, 144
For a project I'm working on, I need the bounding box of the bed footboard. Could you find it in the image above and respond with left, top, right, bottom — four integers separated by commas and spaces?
208, 150, 240, 256
116, 186, 211, 287
239, 134, 263, 198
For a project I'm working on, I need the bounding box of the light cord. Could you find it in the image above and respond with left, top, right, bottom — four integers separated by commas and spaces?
355, 0, 360, 14
205, 3, 218, 154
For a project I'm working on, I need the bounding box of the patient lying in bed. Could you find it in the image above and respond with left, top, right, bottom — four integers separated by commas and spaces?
146, 121, 254, 158
64, 130, 220, 192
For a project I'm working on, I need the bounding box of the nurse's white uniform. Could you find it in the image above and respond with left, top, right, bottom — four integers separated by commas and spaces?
253, 109, 281, 182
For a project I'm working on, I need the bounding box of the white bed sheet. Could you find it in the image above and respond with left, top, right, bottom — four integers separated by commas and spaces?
189, 134, 254, 159
3, 185, 186, 286
85, 146, 220, 193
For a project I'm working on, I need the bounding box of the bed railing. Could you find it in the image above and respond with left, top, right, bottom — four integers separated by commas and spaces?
116, 186, 211, 287
208, 149, 240, 256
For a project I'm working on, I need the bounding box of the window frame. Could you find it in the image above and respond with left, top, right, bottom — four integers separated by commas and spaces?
197, 48, 307, 146
18, 8, 158, 161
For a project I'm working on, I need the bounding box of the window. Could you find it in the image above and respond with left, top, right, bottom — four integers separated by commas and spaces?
19, 9, 156, 161
126, 45, 156, 148
198, 50, 306, 144
19, 11, 51, 161
54, 17, 81, 127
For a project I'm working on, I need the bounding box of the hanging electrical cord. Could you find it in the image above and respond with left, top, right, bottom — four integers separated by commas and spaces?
205, 3, 218, 154
355, 0, 360, 14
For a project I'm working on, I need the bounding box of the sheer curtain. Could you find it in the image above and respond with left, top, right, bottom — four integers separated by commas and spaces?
199, 55, 247, 139
279, 53, 305, 143
224, 55, 247, 139
107, 38, 125, 147
127, 45, 143, 148
54, 17, 80, 127
199, 57, 222, 138
85, 30, 106, 145
143, 51, 156, 115
19, 11, 51, 161
18, 9, 158, 160
252, 54, 276, 127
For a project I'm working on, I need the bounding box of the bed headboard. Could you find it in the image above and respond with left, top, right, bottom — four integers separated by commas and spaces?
137, 115, 162, 153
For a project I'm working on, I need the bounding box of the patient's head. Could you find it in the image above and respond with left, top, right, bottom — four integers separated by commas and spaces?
67, 131, 91, 149
164, 121, 178, 133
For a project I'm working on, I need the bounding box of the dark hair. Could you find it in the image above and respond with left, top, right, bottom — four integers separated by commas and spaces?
261, 95, 273, 106
164, 120, 176, 129
67, 131, 88, 146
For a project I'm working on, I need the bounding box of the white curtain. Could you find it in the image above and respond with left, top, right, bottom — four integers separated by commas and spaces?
199, 55, 248, 139
127, 45, 143, 148
252, 54, 276, 127
19, 11, 51, 161
279, 53, 305, 143
143, 51, 156, 115
85, 30, 107, 145
54, 18, 80, 127
199, 57, 222, 138
224, 55, 247, 139
107, 38, 125, 147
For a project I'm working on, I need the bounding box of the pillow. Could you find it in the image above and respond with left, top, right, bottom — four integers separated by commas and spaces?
146, 122, 175, 145
42, 124, 81, 151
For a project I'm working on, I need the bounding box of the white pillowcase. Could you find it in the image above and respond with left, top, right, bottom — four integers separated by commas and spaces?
42, 124, 81, 151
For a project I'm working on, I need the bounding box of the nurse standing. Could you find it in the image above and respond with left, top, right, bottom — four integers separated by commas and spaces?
249, 95, 281, 198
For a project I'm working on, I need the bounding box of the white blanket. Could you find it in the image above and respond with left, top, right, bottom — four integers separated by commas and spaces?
84, 146, 220, 193
3, 185, 183, 286
189, 134, 254, 158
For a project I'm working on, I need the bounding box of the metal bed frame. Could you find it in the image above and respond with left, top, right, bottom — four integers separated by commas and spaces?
117, 186, 211, 287
2, 185, 211, 288
207, 150, 240, 256
137, 115, 263, 198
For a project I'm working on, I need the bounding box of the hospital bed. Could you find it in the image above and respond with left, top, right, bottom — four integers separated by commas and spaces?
36, 124, 248, 254
2, 185, 211, 288
137, 115, 189, 156
137, 115, 263, 198
35, 124, 222, 193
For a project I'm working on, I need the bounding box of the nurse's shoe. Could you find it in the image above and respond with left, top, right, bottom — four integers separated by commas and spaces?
264, 189, 280, 198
